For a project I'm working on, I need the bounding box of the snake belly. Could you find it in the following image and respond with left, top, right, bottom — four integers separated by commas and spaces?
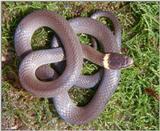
14, 10, 121, 124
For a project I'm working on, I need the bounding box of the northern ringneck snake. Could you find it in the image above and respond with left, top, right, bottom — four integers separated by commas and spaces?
14, 10, 133, 124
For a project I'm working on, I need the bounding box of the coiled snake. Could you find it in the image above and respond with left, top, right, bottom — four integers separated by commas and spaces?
14, 10, 133, 124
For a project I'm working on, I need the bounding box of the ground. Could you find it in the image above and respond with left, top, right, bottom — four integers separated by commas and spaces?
1, 1, 159, 130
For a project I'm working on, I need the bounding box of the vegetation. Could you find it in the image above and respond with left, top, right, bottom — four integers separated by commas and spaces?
2, 1, 159, 130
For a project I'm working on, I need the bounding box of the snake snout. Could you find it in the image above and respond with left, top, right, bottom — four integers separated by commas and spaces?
124, 56, 133, 67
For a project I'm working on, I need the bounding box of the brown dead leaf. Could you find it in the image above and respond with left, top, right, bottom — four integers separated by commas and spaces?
144, 88, 160, 101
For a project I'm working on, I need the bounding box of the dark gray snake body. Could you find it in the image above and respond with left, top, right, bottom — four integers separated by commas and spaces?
14, 10, 122, 124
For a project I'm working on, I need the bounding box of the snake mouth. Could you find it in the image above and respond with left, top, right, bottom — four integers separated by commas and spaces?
103, 53, 134, 70
125, 57, 134, 68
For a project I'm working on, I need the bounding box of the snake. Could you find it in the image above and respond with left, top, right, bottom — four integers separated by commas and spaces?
14, 10, 133, 124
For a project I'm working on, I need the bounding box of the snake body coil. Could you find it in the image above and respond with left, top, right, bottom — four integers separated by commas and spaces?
14, 10, 132, 124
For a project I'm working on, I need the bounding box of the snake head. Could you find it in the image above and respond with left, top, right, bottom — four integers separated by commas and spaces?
103, 53, 133, 70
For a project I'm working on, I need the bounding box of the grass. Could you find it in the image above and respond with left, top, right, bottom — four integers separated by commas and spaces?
1, 1, 159, 130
